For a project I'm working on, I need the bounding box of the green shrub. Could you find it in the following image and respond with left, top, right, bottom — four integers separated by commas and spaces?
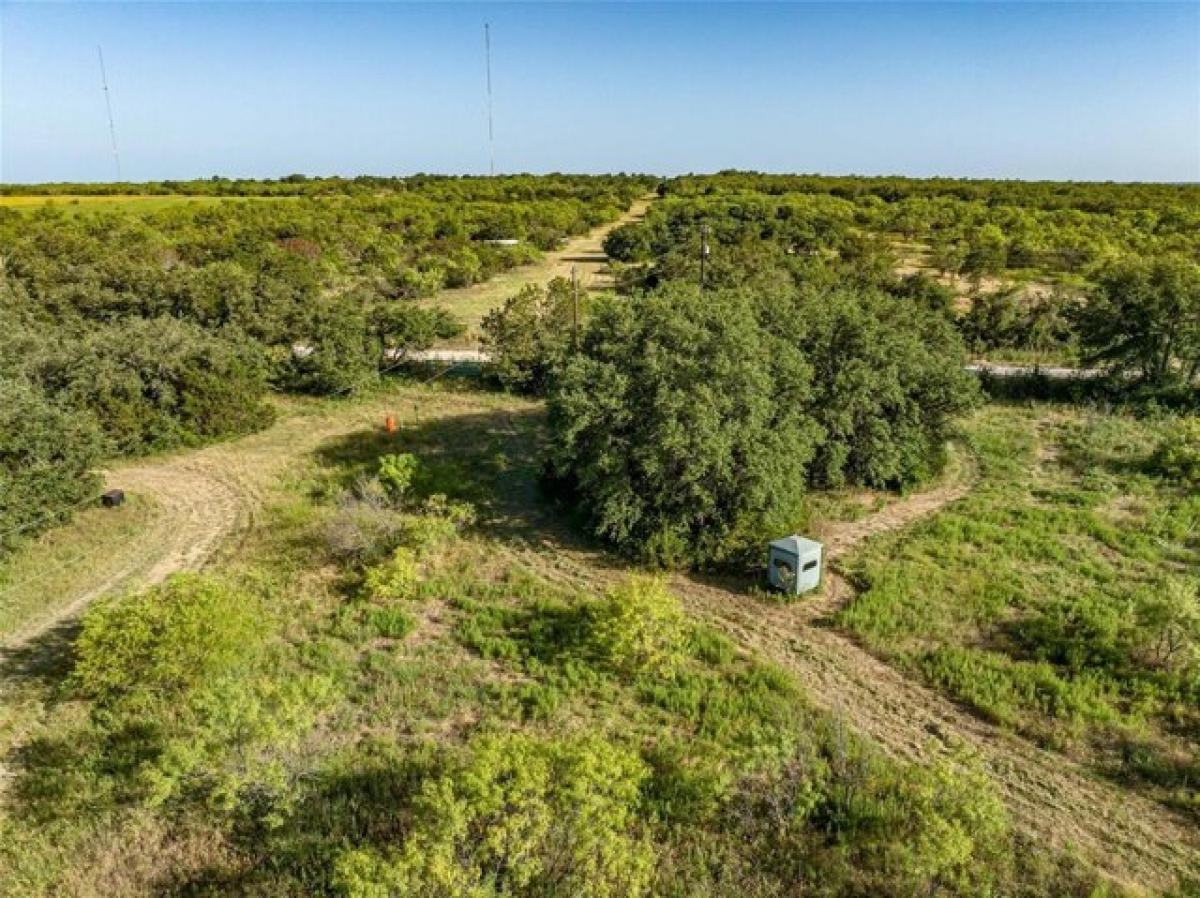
0, 378, 103, 555
403, 494, 477, 548
592, 576, 687, 675
368, 606, 416, 639
72, 574, 268, 708
1150, 418, 1200, 485
377, 453, 420, 501
333, 733, 653, 898
362, 547, 420, 602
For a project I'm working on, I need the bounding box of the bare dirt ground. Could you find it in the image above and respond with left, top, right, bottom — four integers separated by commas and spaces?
422, 195, 654, 343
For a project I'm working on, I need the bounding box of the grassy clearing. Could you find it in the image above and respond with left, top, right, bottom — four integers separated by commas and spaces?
0, 195, 274, 214
421, 196, 650, 345
0, 386, 1122, 897
839, 403, 1200, 817
0, 495, 158, 638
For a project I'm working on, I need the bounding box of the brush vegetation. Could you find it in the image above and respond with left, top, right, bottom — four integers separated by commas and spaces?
0, 392, 1130, 897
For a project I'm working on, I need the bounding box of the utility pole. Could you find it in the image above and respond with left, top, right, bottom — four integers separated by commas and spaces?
97, 45, 122, 181
484, 23, 495, 176
699, 224, 711, 289
571, 264, 580, 349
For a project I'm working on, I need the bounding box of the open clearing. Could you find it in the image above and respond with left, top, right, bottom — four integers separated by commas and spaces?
0, 195, 246, 214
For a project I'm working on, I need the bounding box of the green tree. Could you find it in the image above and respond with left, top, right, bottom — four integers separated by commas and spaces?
961, 224, 1007, 281
546, 284, 820, 567
369, 301, 463, 365
1076, 255, 1200, 385
0, 378, 104, 554
43, 316, 274, 453
794, 286, 979, 489
480, 278, 578, 395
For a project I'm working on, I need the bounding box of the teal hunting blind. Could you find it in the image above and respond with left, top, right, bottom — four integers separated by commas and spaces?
767, 535, 823, 595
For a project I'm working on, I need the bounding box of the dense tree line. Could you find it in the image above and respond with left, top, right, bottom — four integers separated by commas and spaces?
1, 172, 656, 200
0, 175, 651, 553
607, 179, 1200, 384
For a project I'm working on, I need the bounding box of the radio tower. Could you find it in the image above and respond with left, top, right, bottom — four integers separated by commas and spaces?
97, 45, 122, 181
484, 23, 495, 176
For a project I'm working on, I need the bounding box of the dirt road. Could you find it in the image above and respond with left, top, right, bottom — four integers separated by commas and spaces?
0, 396, 408, 652
423, 195, 654, 343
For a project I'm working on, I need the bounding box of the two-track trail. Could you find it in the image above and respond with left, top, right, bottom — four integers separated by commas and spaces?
491, 423, 1200, 891
1, 404, 359, 652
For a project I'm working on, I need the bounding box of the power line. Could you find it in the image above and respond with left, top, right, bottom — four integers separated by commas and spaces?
484, 23, 495, 176
97, 45, 122, 181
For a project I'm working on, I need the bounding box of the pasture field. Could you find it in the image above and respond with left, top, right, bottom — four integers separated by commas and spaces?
0, 194, 237, 214
840, 404, 1200, 818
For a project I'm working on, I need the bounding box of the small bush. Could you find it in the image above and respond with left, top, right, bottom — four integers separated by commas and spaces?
1149, 418, 1200, 485
368, 606, 416, 639
333, 733, 653, 898
592, 576, 687, 676
377, 453, 419, 501
323, 497, 404, 565
72, 574, 267, 708
403, 494, 477, 548
362, 547, 420, 603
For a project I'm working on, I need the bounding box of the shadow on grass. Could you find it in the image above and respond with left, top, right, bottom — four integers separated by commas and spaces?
313, 405, 619, 564
0, 618, 80, 693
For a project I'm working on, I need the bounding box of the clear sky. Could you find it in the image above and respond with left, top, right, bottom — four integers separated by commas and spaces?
1, 1, 1197, 183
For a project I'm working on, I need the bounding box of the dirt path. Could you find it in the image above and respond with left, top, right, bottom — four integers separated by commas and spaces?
491, 435, 1200, 891
423, 195, 655, 343
0, 400, 396, 653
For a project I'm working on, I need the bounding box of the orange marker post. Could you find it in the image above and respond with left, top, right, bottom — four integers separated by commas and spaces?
385, 415, 397, 434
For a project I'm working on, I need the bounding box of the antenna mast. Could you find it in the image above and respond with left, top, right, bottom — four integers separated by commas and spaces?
97, 45, 122, 181
484, 23, 495, 176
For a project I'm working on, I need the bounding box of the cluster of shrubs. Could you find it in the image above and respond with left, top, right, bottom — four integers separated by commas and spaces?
321, 570, 1111, 898
18, 573, 334, 815
324, 452, 476, 640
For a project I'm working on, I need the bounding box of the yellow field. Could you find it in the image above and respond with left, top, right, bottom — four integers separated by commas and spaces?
0, 194, 264, 214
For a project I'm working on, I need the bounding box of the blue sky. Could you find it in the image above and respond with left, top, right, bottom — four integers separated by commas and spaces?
1, 2, 1197, 183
